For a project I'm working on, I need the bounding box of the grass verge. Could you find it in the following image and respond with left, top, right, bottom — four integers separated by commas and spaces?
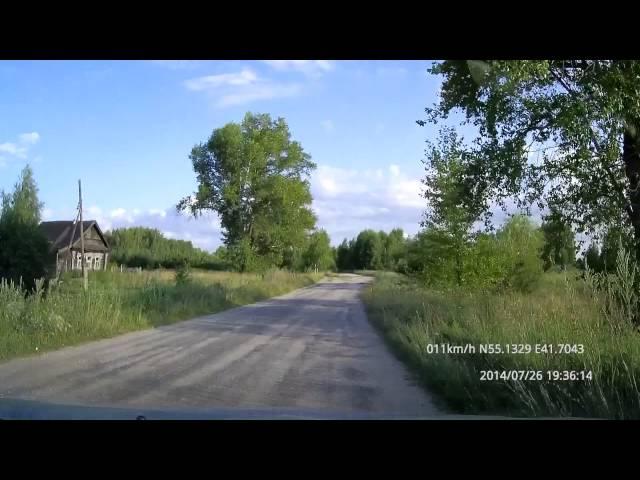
362, 270, 640, 419
0, 269, 322, 362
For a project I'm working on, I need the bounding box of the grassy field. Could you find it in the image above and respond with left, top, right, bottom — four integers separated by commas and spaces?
362, 268, 640, 419
0, 268, 322, 362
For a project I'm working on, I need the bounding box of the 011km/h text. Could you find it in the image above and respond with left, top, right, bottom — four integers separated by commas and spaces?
425, 343, 585, 355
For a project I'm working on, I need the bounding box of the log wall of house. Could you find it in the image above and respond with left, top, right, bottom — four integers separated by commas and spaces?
55, 249, 108, 275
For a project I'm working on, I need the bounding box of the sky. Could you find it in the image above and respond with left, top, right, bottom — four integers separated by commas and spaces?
0, 60, 522, 251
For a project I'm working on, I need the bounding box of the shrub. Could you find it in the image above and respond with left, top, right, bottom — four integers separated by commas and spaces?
175, 262, 192, 286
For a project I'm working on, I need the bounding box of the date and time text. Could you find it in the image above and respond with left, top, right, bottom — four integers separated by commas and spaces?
425, 343, 592, 382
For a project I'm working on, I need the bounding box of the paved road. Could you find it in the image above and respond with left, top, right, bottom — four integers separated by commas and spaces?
0, 274, 441, 417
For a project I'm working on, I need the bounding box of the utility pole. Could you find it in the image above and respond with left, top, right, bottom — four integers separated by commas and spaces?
79, 179, 88, 291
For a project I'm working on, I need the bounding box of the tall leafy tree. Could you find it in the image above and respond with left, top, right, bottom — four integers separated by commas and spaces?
301, 229, 335, 272
421, 60, 640, 262
352, 230, 382, 270
0, 165, 51, 290
421, 127, 478, 285
178, 112, 317, 271
540, 210, 577, 270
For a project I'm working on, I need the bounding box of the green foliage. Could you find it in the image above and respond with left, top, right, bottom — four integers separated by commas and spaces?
174, 261, 192, 286
301, 229, 335, 272
540, 210, 577, 270
417, 127, 481, 285
407, 214, 544, 292
352, 229, 383, 270
494, 215, 545, 292
336, 238, 355, 271
0, 165, 52, 291
108, 227, 225, 270
335, 229, 409, 273
383, 228, 407, 271
584, 243, 603, 272
599, 224, 635, 273
178, 112, 317, 271
407, 229, 458, 286
422, 60, 640, 260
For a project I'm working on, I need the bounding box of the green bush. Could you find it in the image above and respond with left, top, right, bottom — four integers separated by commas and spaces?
406, 214, 544, 293
174, 262, 192, 286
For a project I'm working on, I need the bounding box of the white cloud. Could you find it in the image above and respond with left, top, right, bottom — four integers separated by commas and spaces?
0, 142, 27, 158
218, 83, 302, 107
0, 132, 41, 164
310, 163, 426, 243
19, 132, 40, 145
388, 178, 423, 208
148, 208, 167, 218
109, 208, 128, 219
184, 68, 302, 108
321, 120, 334, 133
263, 60, 334, 76
87, 206, 103, 216
184, 68, 258, 91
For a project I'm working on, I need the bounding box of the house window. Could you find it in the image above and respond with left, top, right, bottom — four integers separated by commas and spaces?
94, 256, 101, 270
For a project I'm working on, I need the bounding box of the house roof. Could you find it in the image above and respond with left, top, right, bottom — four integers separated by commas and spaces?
39, 220, 110, 252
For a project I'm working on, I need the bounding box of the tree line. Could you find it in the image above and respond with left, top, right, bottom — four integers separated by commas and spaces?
105, 227, 226, 270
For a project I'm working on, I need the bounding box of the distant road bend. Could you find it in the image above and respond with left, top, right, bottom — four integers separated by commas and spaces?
0, 274, 441, 418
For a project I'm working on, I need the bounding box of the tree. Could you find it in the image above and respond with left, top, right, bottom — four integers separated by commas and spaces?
301, 229, 335, 272
385, 228, 406, 270
178, 112, 317, 271
0, 165, 52, 291
352, 230, 383, 270
336, 238, 354, 271
421, 60, 640, 263
494, 214, 544, 292
540, 210, 577, 270
421, 127, 478, 285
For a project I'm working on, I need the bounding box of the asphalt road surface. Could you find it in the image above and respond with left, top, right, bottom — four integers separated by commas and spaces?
0, 274, 442, 417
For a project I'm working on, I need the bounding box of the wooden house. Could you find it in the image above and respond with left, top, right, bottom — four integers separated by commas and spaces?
39, 220, 110, 275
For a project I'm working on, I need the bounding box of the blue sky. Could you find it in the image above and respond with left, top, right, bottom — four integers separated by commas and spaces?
0, 60, 475, 251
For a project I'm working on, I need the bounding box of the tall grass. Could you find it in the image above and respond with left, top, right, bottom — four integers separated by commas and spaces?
0, 269, 322, 362
362, 251, 640, 419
